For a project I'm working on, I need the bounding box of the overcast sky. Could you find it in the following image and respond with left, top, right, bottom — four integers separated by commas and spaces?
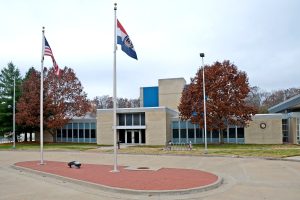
0, 0, 299, 99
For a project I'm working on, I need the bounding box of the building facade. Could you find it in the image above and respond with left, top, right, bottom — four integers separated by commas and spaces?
51, 78, 300, 145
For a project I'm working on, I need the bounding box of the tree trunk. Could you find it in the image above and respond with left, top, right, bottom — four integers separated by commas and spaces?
220, 129, 224, 144
52, 133, 57, 143
29, 132, 32, 142
24, 132, 28, 142
49, 129, 57, 143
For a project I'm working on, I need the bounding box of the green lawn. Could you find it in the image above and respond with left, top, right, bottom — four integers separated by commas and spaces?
0, 142, 101, 151
1, 142, 300, 158
117, 144, 300, 158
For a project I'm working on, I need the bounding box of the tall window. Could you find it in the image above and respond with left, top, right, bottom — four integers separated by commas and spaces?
85, 123, 90, 143
297, 118, 300, 144
133, 114, 140, 125
126, 114, 132, 125
187, 121, 194, 143
180, 121, 187, 143
73, 123, 78, 142
172, 121, 179, 143
119, 114, 125, 126
282, 119, 289, 143
79, 123, 84, 143
237, 127, 245, 144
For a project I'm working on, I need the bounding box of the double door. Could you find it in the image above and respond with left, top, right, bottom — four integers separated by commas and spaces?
125, 130, 141, 144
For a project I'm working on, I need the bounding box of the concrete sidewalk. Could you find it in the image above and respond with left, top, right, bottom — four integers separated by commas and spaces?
0, 150, 300, 200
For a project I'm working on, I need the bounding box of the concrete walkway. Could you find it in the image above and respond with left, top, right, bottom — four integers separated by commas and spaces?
0, 150, 300, 200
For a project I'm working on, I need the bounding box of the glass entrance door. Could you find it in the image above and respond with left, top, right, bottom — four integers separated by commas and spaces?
134, 131, 140, 143
125, 130, 142, 144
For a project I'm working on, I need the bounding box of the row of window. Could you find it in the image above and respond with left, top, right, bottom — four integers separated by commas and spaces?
171, 121, 245, 144
118, 113, 145, 126
56, 122, 96, 143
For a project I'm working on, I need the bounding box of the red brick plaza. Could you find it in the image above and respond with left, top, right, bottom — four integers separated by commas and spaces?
15, 160, 221, 193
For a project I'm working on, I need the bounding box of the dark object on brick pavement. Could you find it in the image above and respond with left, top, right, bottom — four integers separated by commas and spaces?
68, 161, 81, 168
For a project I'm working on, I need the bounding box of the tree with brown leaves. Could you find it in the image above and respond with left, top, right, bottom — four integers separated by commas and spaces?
16, 69, 40, 141
178, 60, 257, 143
16, 67, 91, 141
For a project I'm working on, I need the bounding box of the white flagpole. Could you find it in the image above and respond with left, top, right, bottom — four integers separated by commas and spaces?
112, 3, 119, 172
200, 53, 208, 154
40, 27, 45, 165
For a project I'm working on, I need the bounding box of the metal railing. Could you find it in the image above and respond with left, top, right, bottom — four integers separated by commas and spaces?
165, 142, 192, 151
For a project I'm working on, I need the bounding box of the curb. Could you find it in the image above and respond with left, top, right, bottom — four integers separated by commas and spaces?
12, 164, 223, 196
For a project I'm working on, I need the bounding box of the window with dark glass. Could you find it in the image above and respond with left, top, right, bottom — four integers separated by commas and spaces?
141, 113, 145, 125
173, 129, 179, 138
133, 114, 140, 125
67, 128, 72, 138
91, 129, 96, 138
125, 114, 132, 125
57, 129, 62, 138
62, 129, 67, 138
188, 128, 194, 139
237, 128, 244, 138
212, 130, 219, 138
196, 128, 202, 138
223, 129, 227, 139
119, 114, 125, 126
181, 129, 187, 139
73, 123, 78, 139
187, 122, 194, 139
229, 128, 236, 138
180, 121, 187, 139
79, 123, 84, 140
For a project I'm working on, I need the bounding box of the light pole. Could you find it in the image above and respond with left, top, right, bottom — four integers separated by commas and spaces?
13, 76, 15, 148
200, 53, 207, 154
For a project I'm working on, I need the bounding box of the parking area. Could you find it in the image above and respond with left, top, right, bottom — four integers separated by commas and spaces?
0, 150, 300, 200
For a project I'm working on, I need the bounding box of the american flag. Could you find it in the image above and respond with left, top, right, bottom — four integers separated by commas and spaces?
44, 36, 62, 76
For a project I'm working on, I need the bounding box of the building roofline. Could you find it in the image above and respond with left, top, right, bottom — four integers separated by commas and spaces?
97, 106, 178, 115
268, 94, 300, 113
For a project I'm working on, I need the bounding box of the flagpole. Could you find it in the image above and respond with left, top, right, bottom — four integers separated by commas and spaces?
112, 3, 119, 172
200, 53, 208, 154
40, 27, 45, 165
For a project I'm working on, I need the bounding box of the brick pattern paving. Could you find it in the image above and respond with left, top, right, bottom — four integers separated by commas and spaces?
15, 161, 218, 191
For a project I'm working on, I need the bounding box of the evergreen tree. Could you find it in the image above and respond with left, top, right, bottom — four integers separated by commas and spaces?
0, 62, 22, 136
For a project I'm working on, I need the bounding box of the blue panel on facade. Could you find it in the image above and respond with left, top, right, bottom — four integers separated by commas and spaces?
143, 86, 159, 107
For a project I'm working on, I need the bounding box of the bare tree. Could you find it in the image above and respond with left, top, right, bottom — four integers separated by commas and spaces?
93, 95, 140, 109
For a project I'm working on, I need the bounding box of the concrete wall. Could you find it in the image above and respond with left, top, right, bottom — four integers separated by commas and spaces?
245, 114, 282, 144
165, 111, 173, 144
289, 118, 297, 144
145, 109, 167, 145
158, 78, 186, 111
97, 111, 113, 145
